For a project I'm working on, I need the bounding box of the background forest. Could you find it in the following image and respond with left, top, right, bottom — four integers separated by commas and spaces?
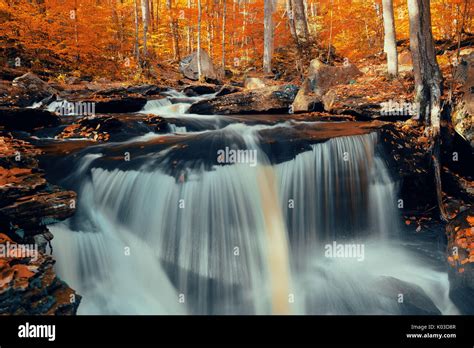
1, 0, 473, 80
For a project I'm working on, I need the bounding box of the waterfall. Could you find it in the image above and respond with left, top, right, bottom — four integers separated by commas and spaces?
140, 91, 216, 117
139, 92, 224, 134
50, 126, 458, 315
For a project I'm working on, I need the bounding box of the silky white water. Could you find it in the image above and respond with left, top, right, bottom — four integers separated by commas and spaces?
50, 113, 458, 314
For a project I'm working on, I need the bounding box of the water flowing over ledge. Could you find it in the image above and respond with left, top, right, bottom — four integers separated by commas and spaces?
50, 130, 458, 315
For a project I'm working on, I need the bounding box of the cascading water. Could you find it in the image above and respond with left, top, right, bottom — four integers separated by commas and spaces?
139, 91, 224, 133
49, 97, 458, 315
274, 134, 457, 314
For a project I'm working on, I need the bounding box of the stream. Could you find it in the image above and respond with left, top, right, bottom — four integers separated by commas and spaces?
35, 91, 459, 315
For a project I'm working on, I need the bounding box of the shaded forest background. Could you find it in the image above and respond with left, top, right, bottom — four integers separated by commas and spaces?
0, 0, 473, 81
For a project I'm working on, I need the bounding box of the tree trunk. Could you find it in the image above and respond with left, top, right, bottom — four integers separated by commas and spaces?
134, 0, 140, 66
408, 0, 443, 126
327, 0, 334, 64
286, 0, 296, 40
141, 0, 149, 58
382, 0, 398, 76
263, 0, 275, 73
187, 0, 192, 54
222, 0, 226, 69
408, 0, 449, 221
197, 0, 202, 80
167, 0, 180, 60
149, 0, 154, 32
290, 0, 309, 43
156, 0, 160, 28
73, 0, 79, 64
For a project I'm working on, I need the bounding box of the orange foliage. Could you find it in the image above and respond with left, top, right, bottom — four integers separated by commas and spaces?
0, 0, 472, 80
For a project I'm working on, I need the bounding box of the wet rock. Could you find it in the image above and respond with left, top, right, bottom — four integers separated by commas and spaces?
0, 136, 80, 314
446, 207, 474, 314
0, 107, 61, 132
82, 97, 147, 114
128, 84, 168, 96
11, 72, 58, 107
144, 115, 171, 134
179, 49, 219, 81
57, 114, 153, 142
0, 233, 81, 315
292, 59, 361, 113
258, 121, 384, 164
58, 115, 123, 142
372, 276, 441, 315
0, 136, 76, 238
0, 167, 47, 207
0, 136, 41, 169
93, 84, 167, 97
0, 190, 76, 231
85, 120, 383, 177
183, 84, 220, 97
188, 84, 299, 115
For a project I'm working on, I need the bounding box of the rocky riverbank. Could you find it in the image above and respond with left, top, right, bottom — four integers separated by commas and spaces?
0, 136, 80, 314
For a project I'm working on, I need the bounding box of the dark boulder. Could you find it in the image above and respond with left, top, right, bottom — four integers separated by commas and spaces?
11, 72, 58, 107
0, 107, 60, 131
188, 84, 299, 115
183, 84, 220, 97
372, 276, 441, 315
85, 97, 147, 114
92, 84, 167, 97
127, 84, 167, 96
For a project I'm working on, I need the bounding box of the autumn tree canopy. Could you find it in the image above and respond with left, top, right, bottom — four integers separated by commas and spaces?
0, 0, 472, 80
